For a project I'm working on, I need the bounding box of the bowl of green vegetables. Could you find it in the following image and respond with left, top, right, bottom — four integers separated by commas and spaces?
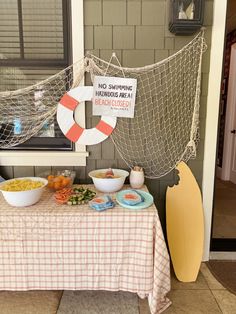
54, 186, 96, 205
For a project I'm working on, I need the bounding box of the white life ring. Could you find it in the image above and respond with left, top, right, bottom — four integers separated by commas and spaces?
57, 86, 117, 145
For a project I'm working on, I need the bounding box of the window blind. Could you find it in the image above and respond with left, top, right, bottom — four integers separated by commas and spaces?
22, 0, 64, 59
0, 0, 66, 63
0, 0, 20, 58
0, 0, 71, 150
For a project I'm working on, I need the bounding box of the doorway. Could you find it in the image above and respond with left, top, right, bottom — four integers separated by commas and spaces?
211, 0, 236, 251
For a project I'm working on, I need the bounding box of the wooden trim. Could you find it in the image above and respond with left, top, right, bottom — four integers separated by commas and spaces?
71, 0, 86, 153
0, 151, 88, 166
202, 0, 227, 261
221, 43, 236, 180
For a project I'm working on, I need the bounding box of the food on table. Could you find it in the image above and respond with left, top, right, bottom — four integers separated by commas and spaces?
0, 177, 48, 207
54, 186, 96, 205
54, 188, 73, 204
121, 190, 144, 206
89, 169, 129, 193
67, 187, 96, 205
1, 179, 44, 191
116, 189, 153, 210
89, 195, 115, 211
94, 168, 120, 179
47, 172, 74, 190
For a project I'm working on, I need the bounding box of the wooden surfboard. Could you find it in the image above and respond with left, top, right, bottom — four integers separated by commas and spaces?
166, 161, 204, 282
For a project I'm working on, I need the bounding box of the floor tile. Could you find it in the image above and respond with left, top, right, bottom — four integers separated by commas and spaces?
221, 180, 236, 189
139, 297, 151, 314
171, 269, 208, 290
214, 200, 236, 215
214, 189, 236, 200
212, 213, 236, 238
139, 289, 224, 314
164, 290, 222, 313
211, 290, 236, 314
200, 263, 226, 290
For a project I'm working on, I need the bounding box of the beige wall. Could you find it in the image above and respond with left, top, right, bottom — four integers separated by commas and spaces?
0, 0, 213, 229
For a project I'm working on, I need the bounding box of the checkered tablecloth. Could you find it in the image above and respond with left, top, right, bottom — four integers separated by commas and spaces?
0, 185, 171, 314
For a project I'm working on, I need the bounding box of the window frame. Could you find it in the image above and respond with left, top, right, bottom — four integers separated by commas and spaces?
0, 0, 88, 166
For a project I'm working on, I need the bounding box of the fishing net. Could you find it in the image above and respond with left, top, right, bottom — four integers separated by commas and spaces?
0, 31, 206, 178
88, 31, 206, 178
0, 58, 85, 148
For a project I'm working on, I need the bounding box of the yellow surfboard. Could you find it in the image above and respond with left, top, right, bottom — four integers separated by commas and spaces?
166, 162, 204, 282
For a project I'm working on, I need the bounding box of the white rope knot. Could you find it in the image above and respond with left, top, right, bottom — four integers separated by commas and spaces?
187, 140, 197, 156
84, 56, 91, 73
104, 52, 126, 78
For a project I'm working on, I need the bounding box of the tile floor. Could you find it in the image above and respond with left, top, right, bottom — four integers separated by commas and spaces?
0, 263, 235, 314
139, 263, 236, 314
212, 179, 236, 238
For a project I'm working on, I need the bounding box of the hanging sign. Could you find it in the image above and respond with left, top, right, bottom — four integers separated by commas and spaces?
92, 75, 137, 118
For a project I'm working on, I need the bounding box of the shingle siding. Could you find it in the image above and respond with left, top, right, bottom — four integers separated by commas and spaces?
0, 0, 213, 228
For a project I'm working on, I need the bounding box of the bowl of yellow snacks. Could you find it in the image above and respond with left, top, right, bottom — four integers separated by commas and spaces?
0, 177, 48, 207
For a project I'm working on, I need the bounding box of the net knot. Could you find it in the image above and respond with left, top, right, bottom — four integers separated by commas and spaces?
187, 140, 197, 156
84, 56, 91, 73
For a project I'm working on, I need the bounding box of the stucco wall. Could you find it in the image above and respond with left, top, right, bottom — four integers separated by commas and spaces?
0, 0, 213, 230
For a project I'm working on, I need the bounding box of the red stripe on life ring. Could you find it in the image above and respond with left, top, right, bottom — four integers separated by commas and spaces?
60, 93, 78, 111
57, 86, 117, 145
66, 123, 84, 142
96, 120, 114, 136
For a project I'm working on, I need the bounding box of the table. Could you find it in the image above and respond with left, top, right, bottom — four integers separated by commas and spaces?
0, 185, 171, 314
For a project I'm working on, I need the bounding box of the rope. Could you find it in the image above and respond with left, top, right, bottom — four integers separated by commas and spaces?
0, 31, 206, 178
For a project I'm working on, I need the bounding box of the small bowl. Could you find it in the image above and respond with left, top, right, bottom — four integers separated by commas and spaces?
46, 169, 76, 191
0, 177, 48, 207
88, 169, 129, 193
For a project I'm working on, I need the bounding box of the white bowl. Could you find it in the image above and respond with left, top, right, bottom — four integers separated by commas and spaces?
0, 177, 48, 207
88, 169, 129, 193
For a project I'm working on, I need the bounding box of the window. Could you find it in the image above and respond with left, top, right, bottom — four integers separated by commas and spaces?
0, 0, 72, 150
0, 0, 87, 165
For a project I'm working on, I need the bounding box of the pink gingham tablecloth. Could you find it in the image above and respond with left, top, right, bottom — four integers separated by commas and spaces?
0, 185, 171, 314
